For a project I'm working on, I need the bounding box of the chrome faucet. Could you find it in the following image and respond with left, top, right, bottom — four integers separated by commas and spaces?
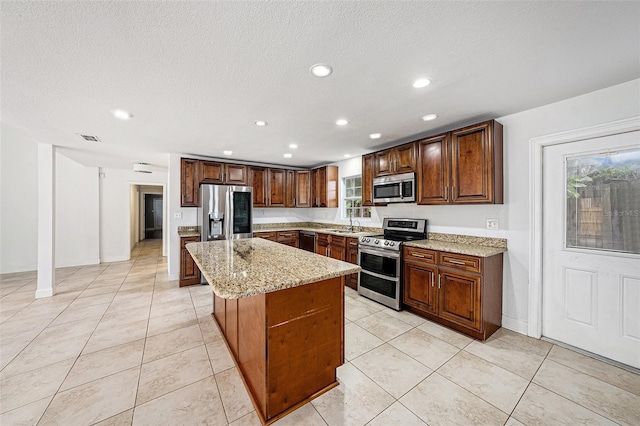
354, 220, 362, 232
347, 214, 353, 232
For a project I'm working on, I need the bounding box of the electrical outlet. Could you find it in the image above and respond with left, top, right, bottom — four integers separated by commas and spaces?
174, 212, 182, 219
486, 218, 499, 230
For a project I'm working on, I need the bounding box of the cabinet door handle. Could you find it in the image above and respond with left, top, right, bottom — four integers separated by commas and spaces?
281, 233, 292, 237
411, 253, 425, 258
438, 275, 441, 289
444, 186, 448, 200
448, 260, 466, 265
451, 186, 455, 200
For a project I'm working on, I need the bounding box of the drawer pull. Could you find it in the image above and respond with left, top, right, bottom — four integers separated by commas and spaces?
350, 242, 358, 246
411, 253, 425, 258
448, 260, 466, 265
280, 233, 292, 237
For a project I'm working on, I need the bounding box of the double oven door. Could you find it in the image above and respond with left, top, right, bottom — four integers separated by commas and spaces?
357, 245, 401, 310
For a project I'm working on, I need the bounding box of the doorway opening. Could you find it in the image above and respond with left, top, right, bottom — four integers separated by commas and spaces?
144, 194, 164, 239
130, 184, 167, 258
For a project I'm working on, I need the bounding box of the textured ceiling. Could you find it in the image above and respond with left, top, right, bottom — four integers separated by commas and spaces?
2, 1, 639, 169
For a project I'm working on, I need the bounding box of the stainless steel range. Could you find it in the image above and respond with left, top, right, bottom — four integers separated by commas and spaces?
357, 218, 427, 310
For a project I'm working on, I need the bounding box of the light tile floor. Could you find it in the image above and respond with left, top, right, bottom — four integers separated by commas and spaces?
1, 240, 639, 425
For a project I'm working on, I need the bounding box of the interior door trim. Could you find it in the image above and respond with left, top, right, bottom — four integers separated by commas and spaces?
528, 116, 640, 338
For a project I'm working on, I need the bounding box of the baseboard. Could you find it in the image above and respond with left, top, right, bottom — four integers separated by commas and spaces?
501, 315, 528, 335
35, 288, 53, 298
56, 258, 101, 268
0, 264, 38, 275
168, 272, 179, 281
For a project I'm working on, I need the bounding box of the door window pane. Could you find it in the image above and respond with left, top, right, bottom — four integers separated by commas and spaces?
566, 149, 640, 254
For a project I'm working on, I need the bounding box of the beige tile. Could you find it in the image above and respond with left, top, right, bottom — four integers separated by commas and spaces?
39, 367, 140, 425
60, 339, 144, 391
49, 301, 110, 326
79, 284, 121, 299
206, 339, 235, 373
132, 376, 226, 426
345, 298, 381, 322
195, 303, 214, 320
68, 291, 115, 308
136, 345, 212, 405
383, 308, 427, 327
83, 318, 148, 354
355, 311, 413, 342
272, 403, 326, 426
389, 328, 460, 370
547, 345, 640, 396
92, 409, 134, 426
417, 320, 473, 349
216, 367, 255, 423
0, 395, 52, 426
146, 307, 198, 337
400, 373, 509, 426
228, 411, 262, 426
344, 286, 358, 299
199, 315, 224, 344
512, 383, 617, 426
143, 323, 203, 363
351, 343, 432, 399
0, 358, 74, 413
504, 417, 526, 426
533, 359, 640, 425
312, 362, 395, 426
489, 328, 552, 356
439, 350, 529, 413
101, 304, 150, 327
464, 337, 546, 380
367, 401, 427, 426
345, 322, 384, 361
149, 297, 196, 318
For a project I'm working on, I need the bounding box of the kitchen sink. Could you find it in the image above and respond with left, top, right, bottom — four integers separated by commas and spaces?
325, 229, 354, 234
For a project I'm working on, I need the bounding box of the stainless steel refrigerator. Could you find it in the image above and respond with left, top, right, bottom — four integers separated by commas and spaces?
198, 184, 253, 242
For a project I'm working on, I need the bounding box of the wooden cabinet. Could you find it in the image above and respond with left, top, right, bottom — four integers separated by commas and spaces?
417, 120, 503, 205
402, 246, 503, 340
315, 233, 329, 257
374, 142, 417, 177
253, 231, 277, 242
315, 233, 345, 261
277, 231, 299, 248
200, 161, 249, 185
179, 236, 201, 286
268, 168, 286, 207
249, 166, 268, 207
285, 170, 296, 207
180, 158, 200, 207
362, 153, 375, 207
345, 237, 359, 290
296, 171, 312, 207
311, 166, 338, 208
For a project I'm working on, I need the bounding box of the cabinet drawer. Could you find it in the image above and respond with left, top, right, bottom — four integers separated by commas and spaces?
276, 231, 298, 241
404, 247, 437, 264
254, 232, 277, 241
439, 252, 481, 273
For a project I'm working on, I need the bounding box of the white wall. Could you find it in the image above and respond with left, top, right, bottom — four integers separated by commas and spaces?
0, 124, 38, 273
55, 153, 100, 267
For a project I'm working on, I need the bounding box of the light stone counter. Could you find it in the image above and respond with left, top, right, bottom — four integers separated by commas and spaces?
254, 226, 377, 238
186, 238, 361, 299
177, 226, 201, 238
404, 240, 507, 257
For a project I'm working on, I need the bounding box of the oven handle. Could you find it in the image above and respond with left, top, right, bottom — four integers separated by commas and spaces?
359, 269, 400, 282
358, 246, 401, 259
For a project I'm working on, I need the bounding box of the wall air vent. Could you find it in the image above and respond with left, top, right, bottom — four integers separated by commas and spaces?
133, 163, 152, 173
78, 134, 101, 142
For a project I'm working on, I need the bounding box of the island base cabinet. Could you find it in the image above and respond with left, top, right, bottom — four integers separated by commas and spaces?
212, 276, 344, 425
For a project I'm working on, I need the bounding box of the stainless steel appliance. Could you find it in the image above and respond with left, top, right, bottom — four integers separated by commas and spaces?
299, 231, 316, 252
199, 184, 253, 241
372, 172, 415, 203
358, 218, 427, 310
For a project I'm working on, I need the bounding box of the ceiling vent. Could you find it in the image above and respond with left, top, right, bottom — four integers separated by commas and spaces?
133, 163, 152, 173
78, 134, 101, 142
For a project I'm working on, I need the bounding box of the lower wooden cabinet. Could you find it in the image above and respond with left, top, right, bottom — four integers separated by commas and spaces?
180, 236, 201, 287
403, 246, 503, 340
345, 237, 359, 290
315, 233, 345, 261
253, 231, 277, 242
277, 231, 299, 248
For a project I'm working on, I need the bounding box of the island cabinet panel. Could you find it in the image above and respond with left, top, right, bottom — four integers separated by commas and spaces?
249, 166, 268, 207
295, 171, 312, 207
214, 295, 226, 334
179, 236, 201, 287
213, 277, 344, 424
180, 158, 200, 207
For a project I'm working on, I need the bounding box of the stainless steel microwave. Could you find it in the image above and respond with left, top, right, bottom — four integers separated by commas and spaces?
372, 172, 415, 203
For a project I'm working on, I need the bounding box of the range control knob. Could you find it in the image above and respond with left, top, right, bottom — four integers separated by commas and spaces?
389, 242, 395, 247
384, 241, 389, 246
365, 238, 370, 243
374, 239, 380, 244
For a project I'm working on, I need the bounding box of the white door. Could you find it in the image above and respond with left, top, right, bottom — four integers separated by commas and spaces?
543, 130, 640, 368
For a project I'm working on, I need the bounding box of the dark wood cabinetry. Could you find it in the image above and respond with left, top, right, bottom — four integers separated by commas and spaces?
374, 142, 417, 177
315, 233, 345, 261
403, 246, 503, 340
311, 166, 338, 208
362, 153, 375, 207
253, 231, 277, 242
179, 236, 201, 286
249, 166, 268, 207
180, 158, 200, 207
200, 161, 248, 185
417, 120, 503, 205
295, 171, 312, 207
268, 168, 286, 207
285, 170, 296, 207
345, 237, 359, 290
277, 231, 299, 248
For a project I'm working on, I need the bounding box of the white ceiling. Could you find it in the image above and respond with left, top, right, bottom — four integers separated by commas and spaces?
2, 1, 639, 170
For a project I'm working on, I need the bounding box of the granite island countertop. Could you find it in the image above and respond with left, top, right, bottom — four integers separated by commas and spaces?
186, 238, 361, 299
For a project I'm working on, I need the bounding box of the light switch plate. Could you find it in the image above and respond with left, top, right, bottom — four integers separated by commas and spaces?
174, 212, 182, 219
486, 218, 499, 230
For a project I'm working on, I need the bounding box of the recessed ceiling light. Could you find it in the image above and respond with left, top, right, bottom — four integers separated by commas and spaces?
343, 154, 351, 158
412, 78, 431, 88
369, 133, 382, 139
336, 119, 348, 126
422, 114, 438, 121
310, 64, 333, 77
289, 144, 298, 149
283, 153, 293, 158
254, 120, 268, 126
110, 109, 133, 120
223, 150, 233, 155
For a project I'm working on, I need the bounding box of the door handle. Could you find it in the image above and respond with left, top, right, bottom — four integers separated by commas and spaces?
411, 253, 425, 258
448, 260, 466, 265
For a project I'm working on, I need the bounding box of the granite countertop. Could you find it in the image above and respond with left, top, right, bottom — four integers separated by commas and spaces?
178, 226, 201, 238
255, 227, 375, 238
186, 238, 361, 299
404, 240, 507, 257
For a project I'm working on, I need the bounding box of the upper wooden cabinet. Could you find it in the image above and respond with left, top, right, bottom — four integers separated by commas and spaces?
268, 168, 286, 207
296, 171, 312, 207
249, 166, 268, 207
200, 161, 248, 185
362, 153, 375, 207
311, 166, 338, 208
417, 120, 503, 205
285, 170, 296, 208
374, 142, 417, 177
181, 158, 200, 207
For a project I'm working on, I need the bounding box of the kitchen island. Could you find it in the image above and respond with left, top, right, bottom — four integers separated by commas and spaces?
186, 238, 360, 425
